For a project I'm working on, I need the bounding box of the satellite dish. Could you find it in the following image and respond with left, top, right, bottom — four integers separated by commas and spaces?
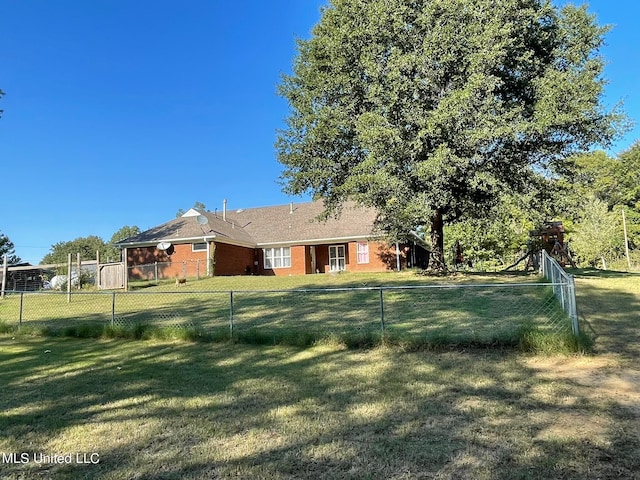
156, 241, 172, 251
196, 215, 209, 225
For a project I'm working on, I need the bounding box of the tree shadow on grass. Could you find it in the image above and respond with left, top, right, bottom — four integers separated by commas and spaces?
567, 267, 640, 279
573, 275, 640, 359
1, 337, 639, 479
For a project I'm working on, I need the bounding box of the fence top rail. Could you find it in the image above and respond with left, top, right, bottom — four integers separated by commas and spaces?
541, 250, 574, 283
3, 282, 570, 296
0, 260, 99, 272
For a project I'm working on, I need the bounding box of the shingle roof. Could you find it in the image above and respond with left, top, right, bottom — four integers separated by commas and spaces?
117, 200, 379, 247
116, 211, 256, 247
225, 201, 378, 245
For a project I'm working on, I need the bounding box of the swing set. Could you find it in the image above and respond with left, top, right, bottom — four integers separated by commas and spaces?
505, 221, 576, 271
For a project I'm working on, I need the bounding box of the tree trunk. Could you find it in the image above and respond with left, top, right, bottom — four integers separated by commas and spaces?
430, 209, 447, 272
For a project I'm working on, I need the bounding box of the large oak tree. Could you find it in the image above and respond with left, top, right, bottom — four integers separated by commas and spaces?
277, 0, 624, 269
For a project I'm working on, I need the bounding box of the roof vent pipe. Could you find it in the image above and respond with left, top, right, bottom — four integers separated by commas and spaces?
223, 199, 227, 222
289, 202, 294, 214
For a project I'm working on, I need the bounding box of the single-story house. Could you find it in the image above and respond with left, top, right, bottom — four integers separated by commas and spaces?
116, 200, 430, 279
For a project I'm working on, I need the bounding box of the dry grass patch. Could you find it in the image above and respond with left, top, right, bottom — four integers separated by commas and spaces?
1, 335, 639, 479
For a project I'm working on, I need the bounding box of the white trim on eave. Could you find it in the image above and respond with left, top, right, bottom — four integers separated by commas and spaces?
256, 234, 382, 248
116, 235, 217, 249
117, 235, 258, 250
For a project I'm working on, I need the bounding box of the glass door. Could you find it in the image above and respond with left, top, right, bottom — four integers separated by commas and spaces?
329, 245, 346, 272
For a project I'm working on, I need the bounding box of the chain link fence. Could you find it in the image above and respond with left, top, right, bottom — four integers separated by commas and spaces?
0, 280, 575, 346
128, 261, 210, 283
540, 250, 579, 335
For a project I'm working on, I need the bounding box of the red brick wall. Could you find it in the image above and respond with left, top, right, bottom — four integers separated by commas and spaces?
255, 241, 403, 276
289, 245, 307, 275
127, 246, 170, 266
126, 240, 407, 280
127, 242, 256, 279
127, 244, 210, 280
213, 242, 256, 276
258, 245, 306, 276
347, 241, 389, 272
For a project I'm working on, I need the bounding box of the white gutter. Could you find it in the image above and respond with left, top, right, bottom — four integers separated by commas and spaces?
117, 235, 217, 248
257, 234, 377, 247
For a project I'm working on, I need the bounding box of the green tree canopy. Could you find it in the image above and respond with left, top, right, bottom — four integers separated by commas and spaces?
277, 0, 624, 269
105, 225, 141, 262
108, 225, 141, 245
41, 225, 142, 265
571, 196, 623, 268
613, 141, 640, 209
0, 231, 22, 265
563, 150, 618, 206
41, 236, 108, 265
564, 143, 640, 251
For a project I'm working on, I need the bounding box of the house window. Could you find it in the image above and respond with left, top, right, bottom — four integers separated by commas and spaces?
192, 243, 207, 252
264, 247, 291, 269
356, 242, 369, 264
329, 245, 346, 272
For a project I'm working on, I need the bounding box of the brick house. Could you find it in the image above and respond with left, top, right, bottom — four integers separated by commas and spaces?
117, 200, 430, 279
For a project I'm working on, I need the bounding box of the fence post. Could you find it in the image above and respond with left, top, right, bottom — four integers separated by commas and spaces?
568, 275, 579, 336
229, 291, 234, 339
559, 272, 565, 310
154, 262, 158, 283
1, 254, 7, 299
111, 292, 116, 327
67, 253, 72, 303
19, 292, 24, 326
77, 253, 81, 289
379, 288, 385, 335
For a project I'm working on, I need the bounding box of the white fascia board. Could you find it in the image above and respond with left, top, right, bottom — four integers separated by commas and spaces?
208, 237, 257, 249
116, 235, 217, 248
256, 235, 382, 248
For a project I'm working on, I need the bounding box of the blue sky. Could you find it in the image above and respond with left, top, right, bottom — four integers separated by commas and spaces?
1, 0, 638, 264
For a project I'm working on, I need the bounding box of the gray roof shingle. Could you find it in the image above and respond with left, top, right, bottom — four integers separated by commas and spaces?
116, 211, 256, 247
225, 201, 377, 245
117, 200, 378, 247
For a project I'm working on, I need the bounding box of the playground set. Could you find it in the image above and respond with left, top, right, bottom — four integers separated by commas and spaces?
505, 221, 576, 271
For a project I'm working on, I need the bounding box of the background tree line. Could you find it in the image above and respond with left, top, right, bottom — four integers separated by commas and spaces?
439, 142, 640, 269
0, 226, 140, 268
38, 226, 141, 265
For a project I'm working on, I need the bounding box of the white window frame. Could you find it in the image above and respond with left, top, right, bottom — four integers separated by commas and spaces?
263, 247, 291, 269
192, 242, 207, 252
356, 241, 369, 264
329, 245, 346, 272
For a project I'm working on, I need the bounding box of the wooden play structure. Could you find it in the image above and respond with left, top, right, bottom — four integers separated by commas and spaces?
505, 221, 576, 271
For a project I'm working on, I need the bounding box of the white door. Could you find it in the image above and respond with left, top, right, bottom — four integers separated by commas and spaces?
329, 245, 346, 272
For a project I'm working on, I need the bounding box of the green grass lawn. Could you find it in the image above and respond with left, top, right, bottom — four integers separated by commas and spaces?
0, 269, 639, 479
0, 271, 576, 350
